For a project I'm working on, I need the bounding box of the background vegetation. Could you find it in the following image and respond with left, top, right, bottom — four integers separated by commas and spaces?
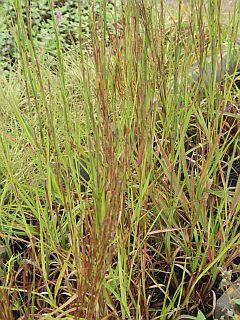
0, 0, 239, 319
0, 0, 118, 71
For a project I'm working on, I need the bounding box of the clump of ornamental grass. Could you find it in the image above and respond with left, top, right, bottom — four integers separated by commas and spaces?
0, 0, 239, 319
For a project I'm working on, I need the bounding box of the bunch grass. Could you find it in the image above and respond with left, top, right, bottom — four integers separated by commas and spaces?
0, 0, 239, 319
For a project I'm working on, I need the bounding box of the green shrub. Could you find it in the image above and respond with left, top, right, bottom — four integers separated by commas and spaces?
0, 0, 118, 72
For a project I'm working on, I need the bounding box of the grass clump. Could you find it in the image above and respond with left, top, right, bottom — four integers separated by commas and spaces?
0, 0, 239, 319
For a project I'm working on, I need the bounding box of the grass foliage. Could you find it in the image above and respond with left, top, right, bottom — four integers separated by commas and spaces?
0, 0, 239, 319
